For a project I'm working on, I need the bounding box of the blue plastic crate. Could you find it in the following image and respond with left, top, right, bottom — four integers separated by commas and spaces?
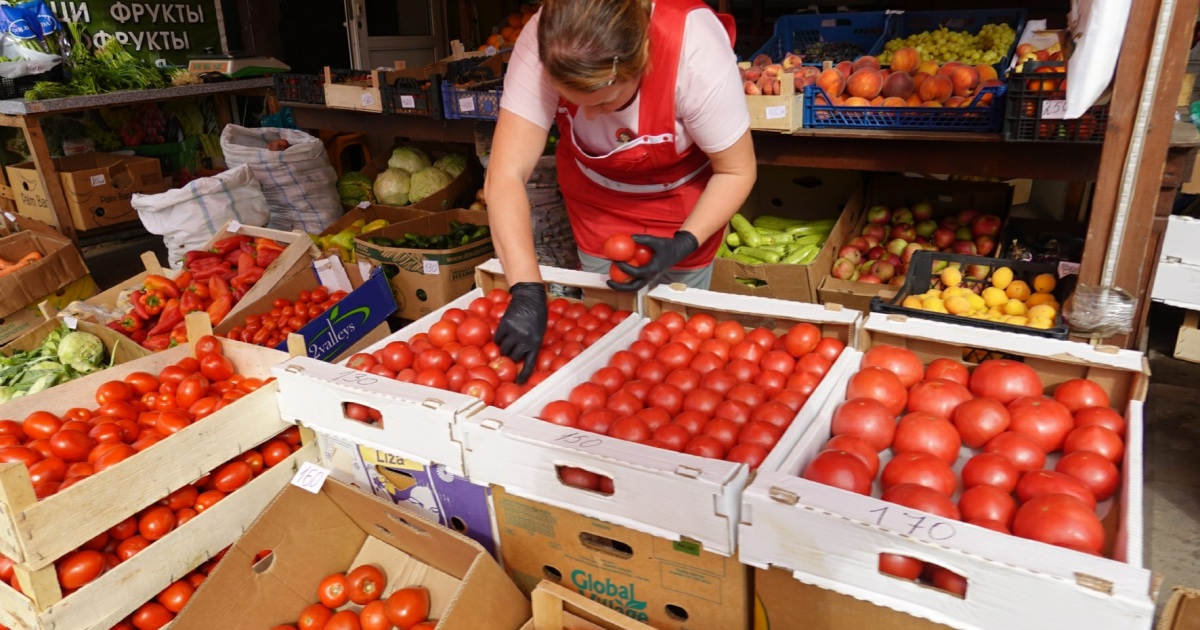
802, 85, 1005, 132
750, 11, 890, 65
882, 9, 1027, 75
441, 81, 503, 120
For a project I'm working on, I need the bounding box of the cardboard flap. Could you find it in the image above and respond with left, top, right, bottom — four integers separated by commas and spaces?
107, 160, 134, 190
0, 231, 89, 318
1159, 587, 1200, 630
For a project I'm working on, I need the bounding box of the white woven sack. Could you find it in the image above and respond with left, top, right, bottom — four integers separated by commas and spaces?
133, 164, 270, 269
220, 124, 341, 233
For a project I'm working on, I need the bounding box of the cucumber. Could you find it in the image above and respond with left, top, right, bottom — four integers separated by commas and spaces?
753, 216, 837, 232
731, 252, 764, 265
781, 244, 819, 264
760, 232, 794, 246
736, 246, 782, 263
726, 232, 742, 248
730, 213, 763, 248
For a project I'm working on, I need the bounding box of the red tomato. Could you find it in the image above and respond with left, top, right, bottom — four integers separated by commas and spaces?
213, 461, 253, 493
830, 398, 895, 451
385, 586, 431, 628
960, 453, 1019, 493
794, 353, 832, 379
607, 351, 640, 379
1008, 396, 1074, 452
713, 320, 745, 346
605, 390, 642, 417
672, 410, 709, 436
906, 379, 973, 420
690, 352, 727, 374
802, 449, 873, 495
640, 322, 672, 347
131, 602, 174, 630
568, 383, 607, 412
754, 369, 788, 396
924, 358, 969, 386
726, 383, 766, 409
628, 340, 658, 362
880, 483, 961, 520
589, 367, 626, 394
646, 384, 684, 416
968, 360, 1044, 405
958, 485, 1017, 527
651, 424, 691, 451
631, 244, 653, 267
1073, 406, 1126, 437
738, 421, 782, 450
23, 411, 63, 441
380, 342, 415, 372
731, 340, 766, 364
782, 324, 819, 357
622, 380, 652, 404
952, 398, 1011, 448
360, 600, 393, 630
1012, 493, 1105, 554
417, 349, 454, 373
494, 383, 523, 409
57, 549, 105, 589
462, 379, 496, 405
117, 535, 150, 560
634, 359, 669, 384
1016, 469, 1097, 508
297, 603, 334, 630
125, 372, 162, 396
50, 430, 95, 463
684, 435, 727, 459
1062, 425, 1124, 463
683, 387, 723, 416
656, 342, 696, 371
679, 313, 714, 341
983, 431, 1046, 473
1053, 379, 1110, 413
813, 337, 845, 363
760, 350, 796, 376
318, 572, 349, 608
879, 553, 923, 580
861, 345, 924, 388
846, 367, 907, 416
199, 354, 235, 381
750, 401, 795, 431
930, 566, 968, 597
138, 505, 177, 541
725, 359, 761, 384
825, 434, 880, 478
664, 368, 702, 394
96, 381, 134, 405
713, 400, 752, 425
456, 316, 491, 347
346, 564, 387, 605
578, 409, 618, 434
726, 442, 770, 469
892, 412, 961, 465
325, 610, 362, 630
428, 320, 458, 348
1055, 451, 1120, 502
603, 234, 637, 262
609, 416, 651, 443
881, 451, 957, 496
771, 389, 809, 413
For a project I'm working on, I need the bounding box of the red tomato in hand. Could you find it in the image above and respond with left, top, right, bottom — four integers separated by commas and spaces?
1012, 493, 1105, 554
861, 345, 924, 388
604, 234, 636, 262
830, 398, 895, 451
802, 449, 873, 495
968, 360, 1043, 405
846, 367, 907, 416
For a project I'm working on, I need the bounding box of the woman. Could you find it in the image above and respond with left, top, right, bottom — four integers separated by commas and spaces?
487, 0, 757, 382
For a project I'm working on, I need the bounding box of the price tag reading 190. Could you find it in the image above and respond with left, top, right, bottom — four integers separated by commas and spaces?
868, 505, 957, 541
1041, 99, 1068, 119
555, 432, 604, 449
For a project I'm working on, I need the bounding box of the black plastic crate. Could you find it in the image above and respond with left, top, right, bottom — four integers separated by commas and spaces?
3, 64, 63, 100
1002, 61, 1108, 143
381, 74, 442, 118
273, 73, 325, 105
870, 249, 1072, 339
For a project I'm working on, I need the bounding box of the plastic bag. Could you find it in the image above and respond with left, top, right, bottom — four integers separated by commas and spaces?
132, 165, 270, 269
220, 125, 341, 233
1062, 284, 1136, 337
0, 33, 60, 79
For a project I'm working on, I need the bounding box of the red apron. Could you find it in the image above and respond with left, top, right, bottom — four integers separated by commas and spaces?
554, 0, 735, 270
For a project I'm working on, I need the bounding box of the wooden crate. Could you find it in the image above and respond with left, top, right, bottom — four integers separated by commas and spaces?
522, 581, 656, 630
0, 315, 293, 572
0, 443, 316, 630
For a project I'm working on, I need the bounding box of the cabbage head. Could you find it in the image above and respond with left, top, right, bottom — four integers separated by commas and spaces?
409, 166, 453, 203
388, 146, 432, 173
337, 171, 375, 206
374, 168, 412, 206
58, 331, 104, 368
433, 154, 466, 179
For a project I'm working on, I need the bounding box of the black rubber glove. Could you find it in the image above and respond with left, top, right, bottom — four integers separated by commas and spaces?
607, 231, 699, 292
494, 282, 548, 384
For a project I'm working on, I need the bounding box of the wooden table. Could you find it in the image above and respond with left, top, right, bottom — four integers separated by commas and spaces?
0, 78, 274, 244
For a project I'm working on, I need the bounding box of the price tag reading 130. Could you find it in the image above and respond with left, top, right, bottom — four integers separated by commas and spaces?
1041, 99, 1068, 119
868, 505, 958, 541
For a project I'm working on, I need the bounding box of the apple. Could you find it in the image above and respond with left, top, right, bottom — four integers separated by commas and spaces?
832, 257, 857, 280
932, 227, 956, 250
966, 264, 990, 280
858, 274, 882, 284
858, 260, 875, 273
838, 246, 863, 265
914, 236, 930, 245
849, 269, 861, 282
938, 216, 960, 231
911, 201, 934, 221
884, 253, 903, 267
955, 226, 973, 241
931, 260, 948, 274
974, 235, 996, 257
863, 235, 881, 248
902, 242, 925, 264
847, 236, 871, 253
873, 260, 896, 282
891, 208, 914, 225
888, 276, 906, 287
866, 205, 892, 225
915, 219, 938, 237
970, 214, 1003, 238
861, 223, 888, 242
956, 208, 981, 226
951, 240, 978, 255
866, 246, 886, 261
886, 238, 909, 257
1016, 43, 1036, 58
890, 223, 917, 242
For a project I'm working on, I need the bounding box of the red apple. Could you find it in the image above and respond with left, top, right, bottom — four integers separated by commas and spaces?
951, 240, 978, 255
889, 223, 917, 242
873, 260, 896, 282
970, 214, 1003, 238
866, 246, 887, 261
863, 235, 881, 249
888, 276, 906, 287
956, 208, 981, 226
861, 223, 888, 242
974, 235, 996, 257
858, 274, 883, 284
932, 227, 956, 250
911, 201, 934, 221
902, 242, 925, 264
891, 208, 914, 225
866, 205, 892, 225
938, 216, 960, 231
847, 236, 871, 253
914, 235, 930, 245
886, 238, 909, 257
831, 257, 857, 280
915, 219, 938, 237
838, 246, 863, 265
966, 263, 991, 280
884, 253, 903, 267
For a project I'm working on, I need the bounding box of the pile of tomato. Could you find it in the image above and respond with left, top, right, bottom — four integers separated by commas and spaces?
85, 548, 228, 630
273, 566, 433, 630
222, 287, 349, 348
534, 310, 846, 482
802, 345, 1127, 594
343, 289, 633, 411
0, 336, 268, 502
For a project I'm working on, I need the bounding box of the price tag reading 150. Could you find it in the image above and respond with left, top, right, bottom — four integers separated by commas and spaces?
868, 505, 957, 541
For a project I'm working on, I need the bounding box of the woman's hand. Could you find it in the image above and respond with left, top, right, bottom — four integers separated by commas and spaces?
607, 231, 699, 291
494, 282, 548, 384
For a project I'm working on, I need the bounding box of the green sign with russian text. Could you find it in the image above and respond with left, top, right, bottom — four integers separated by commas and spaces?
49, 0, 222, 66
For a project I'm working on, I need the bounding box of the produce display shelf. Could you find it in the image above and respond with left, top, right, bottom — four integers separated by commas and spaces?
803, 85, 1006, 132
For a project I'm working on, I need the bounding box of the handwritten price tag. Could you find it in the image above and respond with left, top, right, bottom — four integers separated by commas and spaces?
63, 316, 78, 330
335, 371, 381, 387
400, 95, 416, 109
1041, 99, 1068, 119
554, 432, 605, 449
89, 174, 106, 187
1058, 261, 1080, 278
291, 462, 330, 494
459, 97, 475, 112
764, 105, 788, 120
357, 200, 371, 209
868, 505, 957, 542
360, 92, 375, 107
423, 260, 440, 274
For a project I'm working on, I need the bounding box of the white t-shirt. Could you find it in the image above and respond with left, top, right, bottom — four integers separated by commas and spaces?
500, 8, 750, 157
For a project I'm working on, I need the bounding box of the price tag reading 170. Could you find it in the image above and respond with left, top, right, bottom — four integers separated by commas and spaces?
555, 432, 604, 449
868, 505, 957, 541
1041, 99, 1068, 119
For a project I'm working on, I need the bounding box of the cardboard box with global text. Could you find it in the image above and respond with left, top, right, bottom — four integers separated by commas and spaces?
710, 166, 861, 304
522, 581, 658, 630
7, 153, 165, 231
493, 486, 750, 630
171, 479, 531, 630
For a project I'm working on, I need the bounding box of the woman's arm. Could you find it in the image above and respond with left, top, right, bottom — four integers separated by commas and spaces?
680, 129, 756, 242
483, 109, 551, 284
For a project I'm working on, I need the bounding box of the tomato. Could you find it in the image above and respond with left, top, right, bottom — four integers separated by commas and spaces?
930, 566, 968, 597
571, 409, 612, 435
558, 466, 602, 492
651, 424, 691, 451
713, 320, 745, 346
94, 444, 137, 472
727, 443, 769, 469
664, 368, 702, 394
684, 434, 727, 459
748, 401, 794, 432
881, 451, 956, 496
23, 411, 62, 441
155, 410, 191, 437
969, 518, 1011, 534
923, 358, 968, 386
605, 351, 640, 379
462, 379, 497, 405
682, 387, 722, 416
131, 602, 174, 630
198, 354, 235, 382
713, 400, 752, 425
738, 421, 782, 450
212, 461, 253, 493
385, 586, 431, 628
825, 434, 880, 478
703, 371, 742, 397
633, 359, 669, 385
622, 380, 653, 404
638, 322, 670, 347
1073, 406, 1126, 437
690, 352, 726, 374
356, 600, 393, 630
378, 342, 415, 372
193, 334, 223, 358
1053, 379, 1109, 413
1016, 469, 1096, 508
318, 572, 349, 608
846, 367, 907, 416
175, 375, 208, 409
983, 431, 1045, 473
139, 505, 177, 541
1012, 493, 1105, 554
109, 516, 138, 540
646, 384, 683, 415
26, 456, 63, 485
603, 233, 637, 262
794, 353, 832, 379
656, 342, 696, 371
771, 389, 808, 413
880, 483, 960, 520
346, 353, 378, 372
297, 603, 334, 630
158, 365, 191, 385
753, 370, 787, 396
813, 337, 845, 363
892, 412, 961, 465
730, 340, 766, 365
125, 372, 161, 396
322, 611, 360, 630
117, 534, 150, 560
489, 356, 518, 383
162, 485, 198, 511
194, 490, 225, 513
672, 410, 709, 436
968, 359, 1043, 405
609, 416, 651, 443
57, 549, 105, 589
861, 345, 924, 388
1007, 396, 1074, 452
538, 400, 580, 427
951, 398, 1010, 449
830, 398, 895, 451
906, 379, 973, 421
156, 579, 195, 613
803, 449, 872, 495
96, 380, 134, 406
606, 390, 643, 417
1055, 451, 1120, 502
49, 430, 95, 463
960, 453, 1019, 493
1063, 425, 1124, 463
780, 324, 817, 357
346, 564, 387, 605
879, 553, 923, 581
958, 485, 1017, 527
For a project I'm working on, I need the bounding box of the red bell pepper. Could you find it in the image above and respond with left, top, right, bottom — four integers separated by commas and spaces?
237, 251, 257, 277
180, 290, 205, 315
107, 320, 131, 337
132, 329, 148, 343
206, 276, 233, 325
130, 289, 151, 320
171, 322, 189, 345
147, 299, 182, 336
188, 282, 210, 300
144, 275, 181, 299
173, 270, 193, 290
187, 256, 224, 272
138, 290, 166, 317
211, 235, 252, 256
255, 238, 285, 268
142, 334, 172, 351
117, 313, 143, 333
192, 262, 232, 282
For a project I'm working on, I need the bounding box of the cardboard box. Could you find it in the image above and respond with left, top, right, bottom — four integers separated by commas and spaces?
317, 431, 498, 557
744, 71, 804, 132
0, 231, 90, 320
710, 167, 862, 304
1, 315, 151, 368
463, 284, 860, 556
753, 566, 956, 630
0, 273, 96, 346
6, 153, 165, 231
1174, 310, 1200, 364
1160, 587, 1200, 630
320, 203, 431, 237
1160, 215, 1200, 267
817, 175, 1013, 312
494, 486, 750, 630
738, 313, 1154, 630
1151, 260, 1200, 311
523, 581, 658, 630
172, 479, 531, 630
355, 208, 493, 320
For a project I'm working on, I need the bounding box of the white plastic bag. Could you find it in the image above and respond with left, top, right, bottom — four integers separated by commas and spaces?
220, 125, 341, 233
0, 35, 60, 79
132, 165, 270, 269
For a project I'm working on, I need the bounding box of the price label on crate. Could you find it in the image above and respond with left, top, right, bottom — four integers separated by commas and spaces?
1041, 99, 1068, 119
90, 174, 106, 187
459, 96, 475, 112
63, 316, 78, 330
360, 92, 375, 107
765, 105, 787, 120
357, 201, 371, 209
554, 431, 605, 449
1058, 261, 1080, 278
400, 95, 416, 109
291, 462, 330, 494
423, 260, 440, 274
867, 505, 958, 542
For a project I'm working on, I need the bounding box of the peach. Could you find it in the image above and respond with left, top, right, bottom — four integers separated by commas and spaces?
753, 54, 773, 68
870, 95, 885, 106
881, 72, 915, 99
1016, 43, 1036, 58
936, 61, 963, 77
918, 75, 952, 103
829, 94, 845, 106
921, 101, 943, 107
853, 55, 881, 72
844, 96, 871, 106
782, 53, 804, 70
744, 67, 763, 83
846, 69, 882, 99
950, 66, 980, 97
817, 68, 847, 97
891, 47, 921, 74
744, 80, 762, 96
1035, 50, 1050, 61
945, 96, 968, 108
763, 64, 784, 78
906, 93, 923, 106
836, 61, 854, 78
880, 69, 891, 79
975, 64, 999, 82
917, 60, 940, 76
882, 96, 908, 107
912, 72, 931, 91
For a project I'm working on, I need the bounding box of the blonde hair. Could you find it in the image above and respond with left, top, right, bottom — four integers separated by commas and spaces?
537, 0, 652, 92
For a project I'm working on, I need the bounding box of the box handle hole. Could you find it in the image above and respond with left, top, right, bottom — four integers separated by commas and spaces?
252, 550, 274, 572
578, 532, 633, 559
879, 553, 968, 599
542, 565, 562, 582
449, 516, 467, 534
556, 465, 613, 496
665, 604, 690, 621
343, 401, 382, 427
386, 512, 431, 537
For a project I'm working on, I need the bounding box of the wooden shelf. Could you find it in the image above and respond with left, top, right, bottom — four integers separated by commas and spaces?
288, 104, 487, 144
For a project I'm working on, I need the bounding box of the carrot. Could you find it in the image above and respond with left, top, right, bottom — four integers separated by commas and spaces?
14, 251, 41, 265
0, 251, 43, 278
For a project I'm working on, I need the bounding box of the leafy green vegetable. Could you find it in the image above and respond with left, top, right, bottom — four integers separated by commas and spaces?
26, 23, 169, 100
0, 323, 108, 396
338, 171, 375, 206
